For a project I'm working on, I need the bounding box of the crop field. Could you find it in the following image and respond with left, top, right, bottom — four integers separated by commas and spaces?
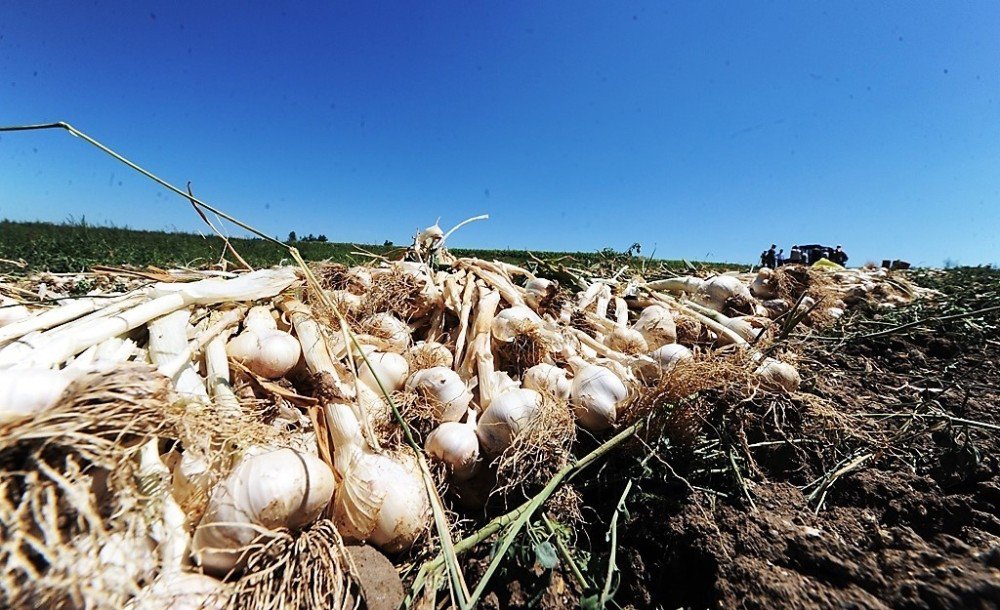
1, 213, 998, 610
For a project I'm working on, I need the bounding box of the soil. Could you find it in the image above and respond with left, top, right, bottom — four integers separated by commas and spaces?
478, 270, 1000, 610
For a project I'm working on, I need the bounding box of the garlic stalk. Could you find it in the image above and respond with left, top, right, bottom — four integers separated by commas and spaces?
191, 448, 336, 575
0, 293, 136, 347
645, 276, 704, 294
205, 329, 242, 418
0, 296, 29, 328
476, 388, 542, 456
568, 357, 628, 432
425, 409, 481, 480
0, 367, 82, 423
148, 310, 209, 400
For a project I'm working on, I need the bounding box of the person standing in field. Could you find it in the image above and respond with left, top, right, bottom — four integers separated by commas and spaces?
764, 244, 777, 269
776, 249, 785, 266
831, 245, 849, 266
789, 245, 803, 264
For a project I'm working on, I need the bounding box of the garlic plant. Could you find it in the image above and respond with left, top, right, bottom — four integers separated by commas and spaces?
406, 340, 454, 371
696, 275, 753, 312
192, 448, 336, 575
361, 312, 412, 353
226, 305, 301, 379
425, 409, 480, 480
127, 572, 228, 610
357, 346, 409, 394
522, 363, 571, 400
476, 388, 542, 455
632, 304, 677, 349
406, 366, 473, 422
568, 358, 628, 431
649, 343, 693, 372
754, 358, 801, 392
604, 325, 648, 354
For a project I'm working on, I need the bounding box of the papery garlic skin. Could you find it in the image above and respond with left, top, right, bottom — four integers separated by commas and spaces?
333, 446, 429, 552
749, 268, 778, 299
755, 358, 801, 393
406, 341, 454, 371
523, 278, 553, 309
476, 388, 542, 455
362, 312, 412, 353
645, 344, 693, 377
569, 361, 628, 432
491, 305, 543, 342
191, 448, 336, 575
126, 572, 227, 610
226, 307, 302, 379
357, 347, 409, 394
491, 371, 521, 396
522, 363, 571, 400
605, 326, 648, 354
406, 366, 473, 422
0, 367, 80, 423
425, 410, 480, 480
696, 275, 753, 311
632, 305, 677, 349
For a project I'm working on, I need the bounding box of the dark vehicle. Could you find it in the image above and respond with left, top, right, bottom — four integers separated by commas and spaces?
797, 244, 835, 265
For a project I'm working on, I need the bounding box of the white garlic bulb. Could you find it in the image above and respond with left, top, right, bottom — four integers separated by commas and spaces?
632, 305, 677, 349
755, 358, 801, 393
523, 277, 554, 309
425, 410, 481, 480
605, 326, 648, 354
226, 306, 301, 379
696, 275, 753, 311
491, 305, 543, 342
406, 341, 454, 371
326, 289, 364, 316
749, 268, 778, 299
361, 312, 411, 353
0, 296, 29, 328
569, 359, 628, 432
357, 347, 409, 394
491, 370, 521, 396
476, 388, 542, 456
333, 444, 429, 552
0, 367, 80, 423
192, 448, 336, 575
522, 363, 571, 400
645, 344, 693, 377
127, 572, 228, 610
405, 366, 473, 422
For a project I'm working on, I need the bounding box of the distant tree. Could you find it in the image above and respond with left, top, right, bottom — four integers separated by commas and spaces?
288, 231, 297, 242
383, 240, 394, 247
305, 233, 315, 242
317, 234, 328, 242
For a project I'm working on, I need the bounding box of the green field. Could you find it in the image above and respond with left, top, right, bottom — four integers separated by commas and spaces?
0, 219, 740, 275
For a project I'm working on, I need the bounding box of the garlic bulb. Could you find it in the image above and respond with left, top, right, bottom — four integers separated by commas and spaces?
127, 572, 227, 610
0, 367, 80, 423
524, 277, 554, 309
649, 343, 693, 373
326, 289, 364, 316
696, 275, 752, 311
632, 305, 677, 349
755, 358, 801, 392
332, 440, 429, 552
357, 346, 409, 394
192, 448, 336, 575
425, 410, 480, 480
406, 341, 454, 371
827, 307, 845, 319
569, 359, 628, 432
406, 366, 473, 422
361, 312, 411, 353
0, 296, 29, 328
522, 363, 571, 400
749, 268, 778, 299
226, 306, 301, 379
476, 388, 542, 455
605, 326, 648, 355
491, 305, 543, 342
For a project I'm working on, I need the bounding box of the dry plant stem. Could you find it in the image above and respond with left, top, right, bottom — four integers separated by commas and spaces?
467, 265, 524, 307
284, 252, 471, 609
159, 307, 246, 380
452, 278, 477, 371
541, 513, 591, 589
0, 294, 133, 346
471, 290, 501, 408
186, 181, 254, 271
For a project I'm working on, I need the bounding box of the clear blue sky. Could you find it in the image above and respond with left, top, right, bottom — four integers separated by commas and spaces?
1, 2, 998, 266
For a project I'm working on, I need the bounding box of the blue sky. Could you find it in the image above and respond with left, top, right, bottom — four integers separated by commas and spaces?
1, 2, 998, 266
